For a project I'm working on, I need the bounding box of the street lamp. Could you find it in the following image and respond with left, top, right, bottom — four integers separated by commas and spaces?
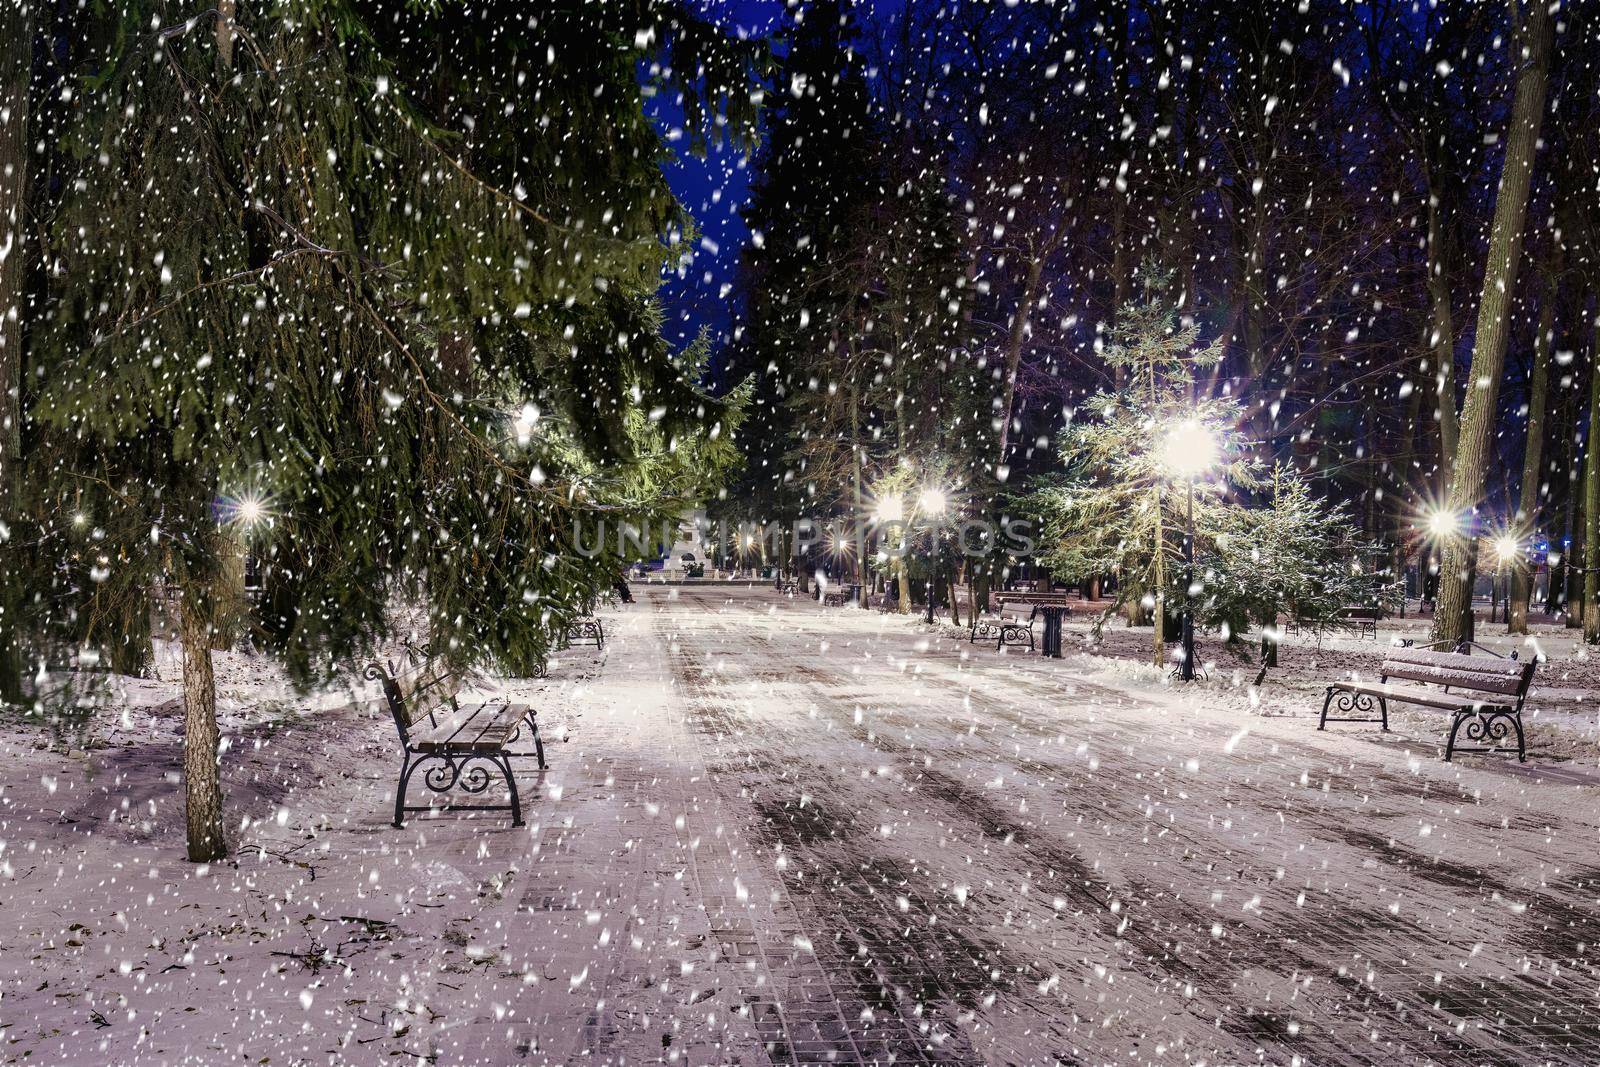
919, 487, 948, 624
1158, 420, 1219, 682
1492, 533, 1519, 624
1427, 508, 1460, 539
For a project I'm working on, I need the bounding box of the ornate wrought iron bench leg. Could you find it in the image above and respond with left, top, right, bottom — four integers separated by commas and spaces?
595, 619, 605, 652
523, 710, 547, 769
499, 754, 524, 827
1026, 625, 1035, 652
1445, 709, 1468, 762
394, 752, 418, 828
1320, 688, 1387, 731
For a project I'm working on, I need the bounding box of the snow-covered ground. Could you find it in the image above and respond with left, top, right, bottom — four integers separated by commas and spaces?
3, 587, 1600, 1065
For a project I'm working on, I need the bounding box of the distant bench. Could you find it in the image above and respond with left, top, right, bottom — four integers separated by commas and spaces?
1287, 605, 1382, 640
1319, 647, 1534, 761
969, 592, 1074, 651
822, 583, 861, 607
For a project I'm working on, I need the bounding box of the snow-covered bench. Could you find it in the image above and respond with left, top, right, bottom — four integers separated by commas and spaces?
564, 595, 605, 650
1318, 648, 1535, 761
564, 614, 604, 650
821, 583, 860, 607
1286, 605, 1382, 640
366, 658, 545, 827
969, 594, 1071, 651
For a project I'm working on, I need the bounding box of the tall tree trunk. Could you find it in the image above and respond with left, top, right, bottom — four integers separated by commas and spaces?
996, 254, 1045, 474
216, 0, 238, 68
1560, 405, 1582, 623
0, 1, 30, 705
180, 564, 227, 862
1151, 484, 1166, 667
849, 373, 867, 607
1423, 172, 1459, 497
1587, 319, 1600, 643
1509, 263, 1557, 633
1431, 0, 1553, 647
895, 546, 912, 614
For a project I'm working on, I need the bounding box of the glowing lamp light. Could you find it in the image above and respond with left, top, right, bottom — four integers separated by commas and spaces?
875, 496, 904, 523
1426, 509, 1460, 539
512, 402, 540, 447
1158, 420, 1220, 479
1494, 535, 1520, 562
222, 490, 273, 531
918, 488, 947, 516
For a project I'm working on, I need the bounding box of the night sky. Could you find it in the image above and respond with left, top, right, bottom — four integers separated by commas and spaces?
654, 1, 785, 354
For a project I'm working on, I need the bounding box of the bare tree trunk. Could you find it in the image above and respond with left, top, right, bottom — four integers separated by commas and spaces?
216, 0, 237, 68
996, 254, 1045, 473
1423, 175, 1459, 496
0, 3, 29, 705
1509, 265, 1557, 633
1152, 485, 1166, 667
895, 549, 912, 614
1587, 319, 1600, 643
1562, 407, 1583, 624
850, 373, 867, 607
180, 572, 227, 862
1431, 0, 1553, 647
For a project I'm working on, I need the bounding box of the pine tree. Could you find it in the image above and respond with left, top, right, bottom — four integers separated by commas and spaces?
22, 0, 759, 860
1027, 270, 1243, 666
1207, 467, 1399, 666
727, 0, 881, 534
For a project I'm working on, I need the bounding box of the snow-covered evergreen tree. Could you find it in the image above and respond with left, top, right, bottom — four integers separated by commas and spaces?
14, 0, 759, 860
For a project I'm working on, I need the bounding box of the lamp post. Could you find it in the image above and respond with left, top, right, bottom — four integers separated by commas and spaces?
874, 495, 905, 611
1492, 534, 1519, 624
919, 488, 947, 624
1158, 421, 1219, 682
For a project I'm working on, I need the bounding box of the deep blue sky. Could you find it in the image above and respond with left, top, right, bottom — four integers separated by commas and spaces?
654, 1, 786, 352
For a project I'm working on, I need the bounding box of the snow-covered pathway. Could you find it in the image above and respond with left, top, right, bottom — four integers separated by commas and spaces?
3, 586, 1600, 1065
642, 586, 1600, 1066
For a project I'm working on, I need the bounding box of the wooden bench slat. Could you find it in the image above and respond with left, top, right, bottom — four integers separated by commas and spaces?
413, 702, 523, 750
367, 657, 545, 827
1380, 665, 1524, 696
1332, 680, 1511, 711
1382, 648, 1527, 678
1320, 647, 1534, 762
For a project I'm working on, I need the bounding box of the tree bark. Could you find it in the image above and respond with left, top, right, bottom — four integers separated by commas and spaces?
180, 570, 227, 862
216, 0, 238, 68
1587, 319, 1600, 643
895, 546, 912, 614
1151, 484, 1166, 667
0, 2, 30, 705
1561, 404, 1583, 624
1431, 0, 1553, 647
996, 254, 1045, 473
1423, 171, 1459, 496
1508, 263, 1557, 633
849, 372, 867, 606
